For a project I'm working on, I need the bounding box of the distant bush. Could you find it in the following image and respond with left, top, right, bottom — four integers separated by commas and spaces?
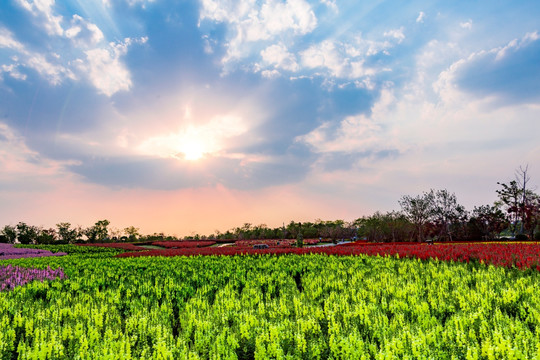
14, 244, 123, 255
77, 243, 145, 251
152, 241, 216, 248
516, 233, 529, 241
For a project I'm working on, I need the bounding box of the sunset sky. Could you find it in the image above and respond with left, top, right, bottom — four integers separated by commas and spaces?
1, 0, 539, 236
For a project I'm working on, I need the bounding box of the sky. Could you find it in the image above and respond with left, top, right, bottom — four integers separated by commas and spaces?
1, 0, 539, 236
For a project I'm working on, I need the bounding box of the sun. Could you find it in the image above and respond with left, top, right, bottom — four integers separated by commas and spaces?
137, 132, 210, 162
137, 115, 247, 161
178, 139, 206, 161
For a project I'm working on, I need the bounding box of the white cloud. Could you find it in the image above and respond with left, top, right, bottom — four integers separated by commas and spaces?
261, 0, 317, 36
494, 31, 538, 60
297, 32, 540, 180
202, 35, 215, 54
126, 0, 156, 7
261, 69, 281, 78
0, 27, 75, 85
300, 40, 375, 79
0, 28, 25, 51
1, 2, 146, 96
14, 0, 64, 36
416, 11, 425, 23
296, 52, 540, 208
299, 116, 384, 154
320, 0, 337, 13
301, 40, 344, 76
26, 54, 75, 85
199, 0, 317, 65
1, 64, 27, 81
65, 15, 105, 47
260, 43, 299, 72
460, 19, 472, 29
74, 34, 145, 97
78, 38, 140, 97
199, 0, 405, 83
297, 88, 396, 155
347, 32, 403, 58
383, 27, 405, 43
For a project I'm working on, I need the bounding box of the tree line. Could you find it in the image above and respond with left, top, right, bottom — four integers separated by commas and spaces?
1, 166, 539, 244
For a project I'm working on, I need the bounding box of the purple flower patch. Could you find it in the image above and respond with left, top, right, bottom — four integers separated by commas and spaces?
0, 243, 67, 260
0, 264, 66, 292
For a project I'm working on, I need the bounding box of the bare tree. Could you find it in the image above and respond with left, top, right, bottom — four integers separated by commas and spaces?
431, 189, 467, 241
399, 191, 435, 242
497, 165, 538, 237
515, 165, 534, 234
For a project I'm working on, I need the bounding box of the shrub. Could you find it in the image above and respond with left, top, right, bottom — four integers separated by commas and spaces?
516, 233, 529, 241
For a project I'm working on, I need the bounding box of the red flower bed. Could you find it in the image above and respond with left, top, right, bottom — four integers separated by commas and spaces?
116, 242, 540, 270
234, 239, 295, 248
77, 243, 145, 251
152, 241, 216, 248
233, 239, 321, 247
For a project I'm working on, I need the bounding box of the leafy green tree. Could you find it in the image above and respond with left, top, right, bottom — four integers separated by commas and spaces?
317, 220, 347, 242
16, 222, 39, 244
0, 225, 17, 243
56, 223, 78, 244
124, 226, 140, 242
286, 221, 300, 239
296, 223, 304, 247
470, 205, 508, 240
85, 219, 110, 243
356, 211, 414, 242
36, 228, 56, 244
523, 194, 540, 239
356, 212, 387, 242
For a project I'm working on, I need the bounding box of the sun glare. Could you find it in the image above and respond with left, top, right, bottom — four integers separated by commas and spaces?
137, 127, 215, 162
137, 115, 247, 162
178, 139, 206, 161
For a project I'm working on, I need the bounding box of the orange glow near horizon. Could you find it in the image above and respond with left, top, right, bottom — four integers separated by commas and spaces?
0, 180, 364, 238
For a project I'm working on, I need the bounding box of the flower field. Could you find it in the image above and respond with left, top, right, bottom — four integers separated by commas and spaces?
13, 244, 126, 256
0, 264, 65, 292
0, 243, 67, 260
233, 239, 321, 247
2, 243, 540, 358
151, 241, 217, 248
115, 241, 540, 270
76, 243, 147, 251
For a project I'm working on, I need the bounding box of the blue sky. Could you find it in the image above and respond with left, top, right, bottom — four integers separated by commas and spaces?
1, 0, 539, 235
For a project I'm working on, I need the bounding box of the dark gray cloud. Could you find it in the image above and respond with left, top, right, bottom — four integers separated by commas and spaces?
68, 143, 315, 191
1, 78, 113, 134
454, 35, 540, 105
68, 157, 213, 190
318, 149, 401, 172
